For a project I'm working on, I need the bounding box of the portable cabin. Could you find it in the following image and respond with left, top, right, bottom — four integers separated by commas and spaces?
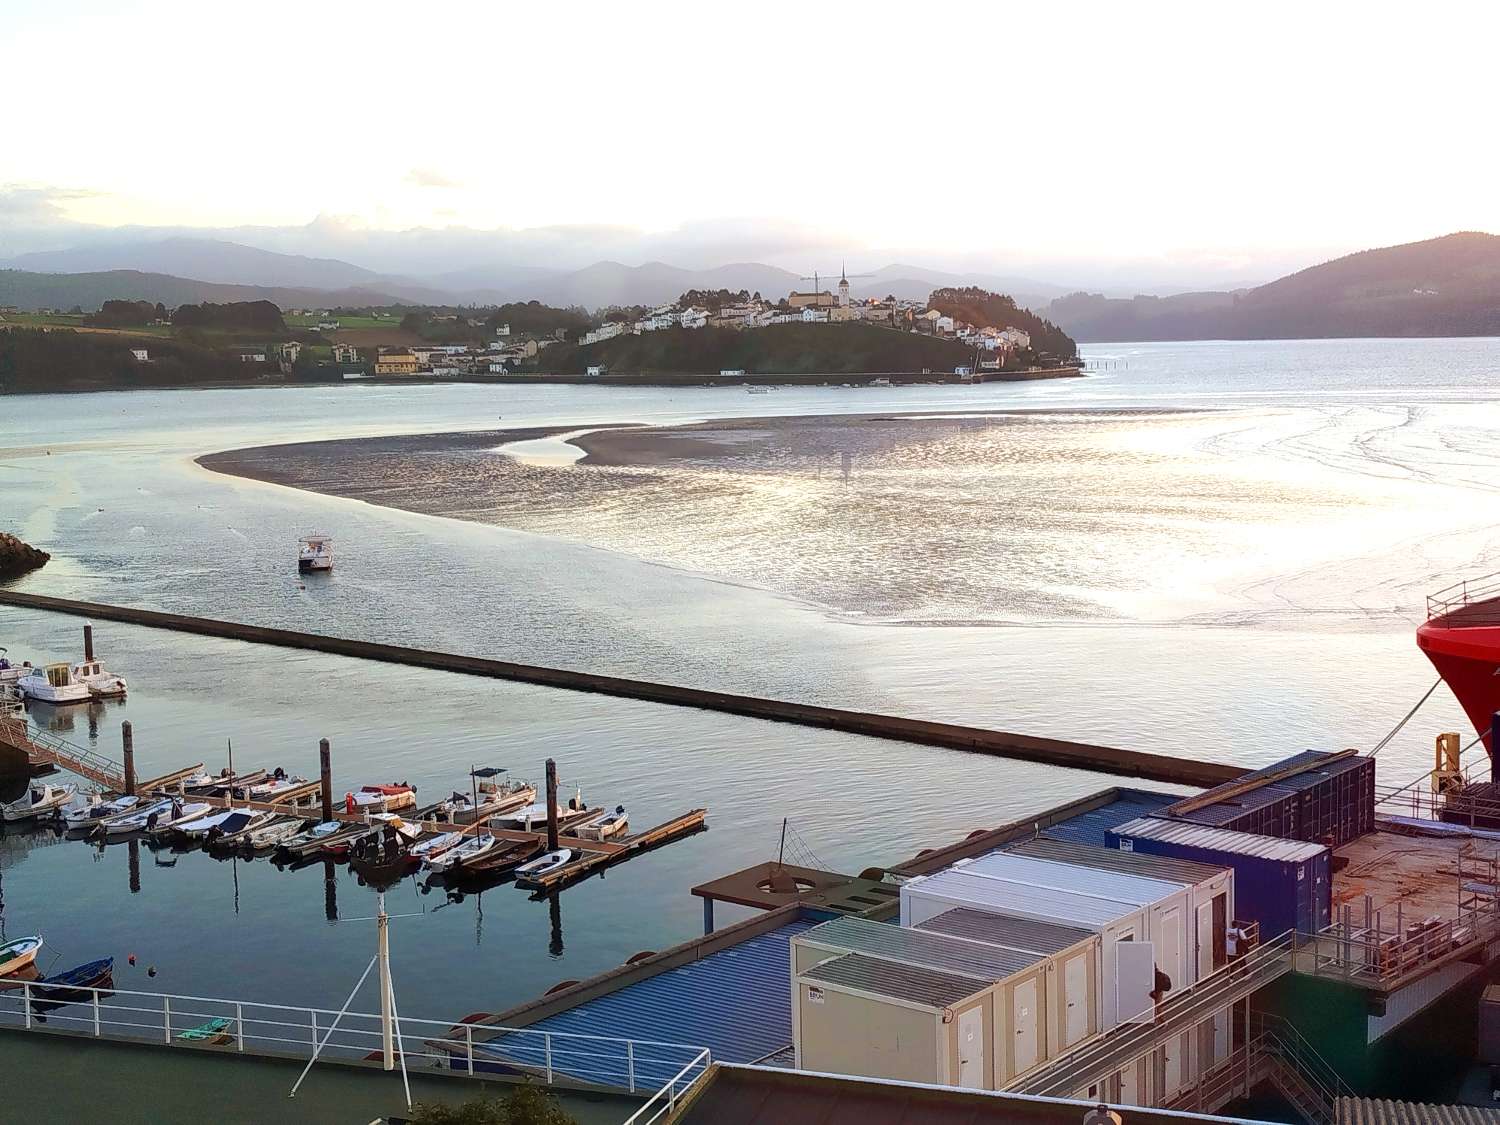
952, 851, 1200, 1003
909, 908, 1102, 1058
900, 867, 1159, 1029
792, 916, 1098, 1089
1106, 816, 1331, 938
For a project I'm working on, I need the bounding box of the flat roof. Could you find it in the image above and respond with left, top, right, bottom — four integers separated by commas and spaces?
797, 915, 1044, 980
691, 860, 898, 917
476, 915, 817, 1089
954, 850, 1187, 907
913, 906, 1095, 957
1007, 835, 1228, 887
904, 868, 1134, 929
1110, 816, 1329, 862
802, 952, 986, 1009
1042, 787, 1178, 846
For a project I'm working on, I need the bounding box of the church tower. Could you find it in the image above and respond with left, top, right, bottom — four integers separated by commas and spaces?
838, 263, 850, 307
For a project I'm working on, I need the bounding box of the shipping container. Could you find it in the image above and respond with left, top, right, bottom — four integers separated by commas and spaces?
901, 865, 1167, 1029
1106, 816, 1331, 937
792, 915, 1100, 1088
1164, 751, 1374, 849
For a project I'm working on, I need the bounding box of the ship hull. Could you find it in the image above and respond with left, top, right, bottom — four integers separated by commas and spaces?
1417, 616, 1500, 751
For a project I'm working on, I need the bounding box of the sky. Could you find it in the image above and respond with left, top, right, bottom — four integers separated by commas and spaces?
2, 0, 1497, 287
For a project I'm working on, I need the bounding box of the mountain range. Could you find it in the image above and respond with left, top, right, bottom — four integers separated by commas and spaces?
3, 232, 1496, 342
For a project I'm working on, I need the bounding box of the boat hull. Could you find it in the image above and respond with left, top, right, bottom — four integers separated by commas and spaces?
1417, 615, 1500, 751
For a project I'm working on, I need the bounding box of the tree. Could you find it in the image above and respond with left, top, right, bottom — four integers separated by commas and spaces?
407, 1084, 578, 1125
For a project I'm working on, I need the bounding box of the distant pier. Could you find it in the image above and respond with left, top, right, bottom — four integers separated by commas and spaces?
0, 592, 1242, 786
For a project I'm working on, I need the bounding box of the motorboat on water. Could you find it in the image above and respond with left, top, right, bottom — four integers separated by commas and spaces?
298, 534, 333, 572
0, 649, 31, 687
71, 656, 127, 699
423, 832, 501, 873
2, 783, 77, 822
205, 810, 278, 849
346, 783, 417, 814
186, 769, 267, 798
276, 820, 350, 859
171, 808, 268, 843
515, 847, 575, 882
96, 798, 175, 837
17, 663, 92, 705
144, 801, 212, 837
573, 805, 628, 841
245, 817, 307, 851
455, 768, 536, 825
63, 794, 139, 830
460, 837, 542, 875
246, 773, 310, 802
0, 936, 43, 979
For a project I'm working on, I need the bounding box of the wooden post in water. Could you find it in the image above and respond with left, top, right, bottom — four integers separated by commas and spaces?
319, 738, 333, 823
83, 623, 94, 662
122, 721, 136, 796
545, 758, 559, 852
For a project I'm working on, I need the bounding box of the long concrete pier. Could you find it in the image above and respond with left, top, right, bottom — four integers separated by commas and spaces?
0, 591, 1244, 787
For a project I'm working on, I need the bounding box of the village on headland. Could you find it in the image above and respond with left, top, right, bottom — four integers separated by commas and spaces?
0, 272, 1080, 393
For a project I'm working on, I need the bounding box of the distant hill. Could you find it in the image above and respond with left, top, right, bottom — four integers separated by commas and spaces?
0, 269, 406, 313
1044, 232, 1500, 341
541, 322, 986, 376
926, 287, 1077, 358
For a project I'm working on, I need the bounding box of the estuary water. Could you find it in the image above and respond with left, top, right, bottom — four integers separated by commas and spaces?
0, 337, 1497, 1022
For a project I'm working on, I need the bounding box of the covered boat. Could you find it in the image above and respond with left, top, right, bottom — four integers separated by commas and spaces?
1418, 573, 1500, 752
64, 794, 139, 830
347, 783, 417, 814
0, 936, 43, 979
2, 783, 77, 822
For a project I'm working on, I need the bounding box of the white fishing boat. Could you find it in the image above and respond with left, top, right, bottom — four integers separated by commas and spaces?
204, 810, 278, 848
297, 534, 333, 572
457, 768, 536, 825
515, 847, 574, 881
17, 662, 91, 705
98, 798, 174, 837
0, 649, 30, 687
247, 774, 309, 802
63, 794, 139, 829
245, 817, 307, 851
144, 801, 212, 836
1, 783, 77, 822
72, 656, 127, 699
0, 936, 43, 980
573, 805, 628, 841
408, 831, 464, 862
423, 832, 500, 873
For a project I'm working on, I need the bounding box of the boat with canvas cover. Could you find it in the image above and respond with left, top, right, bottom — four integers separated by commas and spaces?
423, 832, 501, 873
64, 794, 139, 830
2, 783, 77, 822
515, 847, 575, 883
144, 801, 212, 837
97, 798, 174, 837
0, 936, 43, 979
203, 810, 276, 849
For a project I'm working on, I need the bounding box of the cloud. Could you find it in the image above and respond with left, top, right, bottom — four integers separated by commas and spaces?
403, 167, 463, 190
0, 182, 99, 221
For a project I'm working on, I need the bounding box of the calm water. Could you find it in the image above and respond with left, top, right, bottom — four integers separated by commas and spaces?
1, 338, 1496, 1021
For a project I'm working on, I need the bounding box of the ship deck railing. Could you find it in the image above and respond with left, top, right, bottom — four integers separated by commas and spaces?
1427, 571, 1500, 625
0, 979, 710, 1098
1291, 903, 1500, 992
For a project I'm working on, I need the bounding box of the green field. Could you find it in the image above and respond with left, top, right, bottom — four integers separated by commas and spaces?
0, 312, 174, 337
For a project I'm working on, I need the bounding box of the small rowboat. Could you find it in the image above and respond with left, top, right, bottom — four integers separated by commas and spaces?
29, 957, 114, 1014
277, 820, 361, 860
96, 797, 174, 837
205, 811, 277, 849
409, 831, 464, 862
515, 847, 575, 883
177, 1016, 236, 1046
573, 805, 628, 841
462, 837, 542, 875
145, 802, 212, 838
64, 794, 139, 830
0, 936, 43, 979
2, 783, 77, 822
245, 817, 306, 851
423, 833, 501, 873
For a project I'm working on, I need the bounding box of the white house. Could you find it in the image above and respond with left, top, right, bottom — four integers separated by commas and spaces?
130, 348, 149, 362
238, 351, 268, 363
579, 322, 628, 346
332, 343, 358, 364
585, 365, 608, 377
801, 307, 828, 323
678, 307, 708, 329
278, 342, 302, 363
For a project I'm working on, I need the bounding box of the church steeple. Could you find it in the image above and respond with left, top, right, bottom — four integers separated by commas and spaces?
838, 261, 850, 307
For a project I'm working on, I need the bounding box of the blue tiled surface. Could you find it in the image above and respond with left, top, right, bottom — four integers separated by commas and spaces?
1042, 788, 1176, 846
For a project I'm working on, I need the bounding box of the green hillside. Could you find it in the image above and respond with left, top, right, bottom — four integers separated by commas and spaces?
540, 322, 988, 375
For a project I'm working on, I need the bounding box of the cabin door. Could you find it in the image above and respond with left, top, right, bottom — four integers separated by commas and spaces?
956, 1005, 985, 1089
1063, 954, 1089, 1046
1012, 977, 1039, 1075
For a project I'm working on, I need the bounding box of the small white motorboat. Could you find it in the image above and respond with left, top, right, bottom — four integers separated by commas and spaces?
2, 783, 78, 822
248, 774, 309, 802
573, 805, 628, 841
200, 810, 276, 846
0, 649, 31, 687
245, 817, 307, 851
515, 847, 574, 881
64, 794, 139, 829
17, 663, 91, 705
72, 657, 127, 699
298, 534, 333, 572
0, 936, 43, 980
145, 801, 212, 836
98, 798, 176, 837
423, 832, 500, 873
408, 831, 464, 862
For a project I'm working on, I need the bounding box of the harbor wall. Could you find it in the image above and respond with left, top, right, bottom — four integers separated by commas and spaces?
0, 591, 1243, 787
350, 366, 1085, 388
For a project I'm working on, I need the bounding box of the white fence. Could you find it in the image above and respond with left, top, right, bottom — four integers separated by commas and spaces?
0, 979, 710, 1097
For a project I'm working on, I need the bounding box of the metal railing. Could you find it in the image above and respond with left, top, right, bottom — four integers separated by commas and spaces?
621, 1048, 713, 1125
1292, 911, 1497, 989
0, 979, 708, 1096
0, 714, 124, 788
1427, 572, 1500, 626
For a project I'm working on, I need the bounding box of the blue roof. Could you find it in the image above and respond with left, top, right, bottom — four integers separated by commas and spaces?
1043, 788, 1177, 846
477, 917, 817, 1090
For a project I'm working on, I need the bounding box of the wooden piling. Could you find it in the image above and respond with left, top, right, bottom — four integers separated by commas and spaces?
122, 721, 136, 796
319, 738, 333, 823
545, 758, 559, 852
84, 623, 95, 662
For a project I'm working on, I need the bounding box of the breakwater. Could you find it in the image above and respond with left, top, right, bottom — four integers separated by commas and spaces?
0, 591, 1242, 787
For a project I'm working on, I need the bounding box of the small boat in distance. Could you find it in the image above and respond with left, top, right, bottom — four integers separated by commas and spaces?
515, 847, 574, 882
298, 534, 333, 572
17, 662, 92, 705
2, 783, 77, 822
177, 1016, 236, 1046
0, 936, 43, 979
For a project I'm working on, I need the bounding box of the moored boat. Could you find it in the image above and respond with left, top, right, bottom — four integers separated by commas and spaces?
346, 783, 417, 814
97, 797, 174, 837
1418, 573, 1500, 752
461, 837, 543, 875
2, 783, 77, 822
0, 936, 43, 979
63, 794, 138, 830
245, 816, 307, 851
203, 810, 277, 849
177, 1016, 236, 1046
408, 831, 465, 863
423, 832, 501, 873
17, 662, 91, 705
456, 768, 537, 825
298, 534, 333, 572
29, 957, 114, 1014
573, 805, 628, 841
515, 847, 575, 883
71, 656, 127, 699
144, 801, 213, 837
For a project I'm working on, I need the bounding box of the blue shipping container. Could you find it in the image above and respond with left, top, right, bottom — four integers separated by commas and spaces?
1105, 816, 1331, 939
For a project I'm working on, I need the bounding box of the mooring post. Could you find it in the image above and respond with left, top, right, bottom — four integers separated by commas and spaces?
319, 738, 333, 822
545, 758, 559, 852
122, 720, 135, 796
83, 623, 94, 662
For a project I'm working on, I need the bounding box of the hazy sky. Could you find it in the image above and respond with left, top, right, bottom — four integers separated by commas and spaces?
3, 0, 1496, 279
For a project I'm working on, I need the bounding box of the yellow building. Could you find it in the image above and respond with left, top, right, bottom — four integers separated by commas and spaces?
374, 350, 420, 375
